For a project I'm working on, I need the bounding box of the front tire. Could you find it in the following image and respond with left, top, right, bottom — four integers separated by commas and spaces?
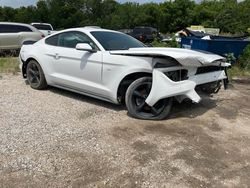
26, 60, 47, 90
125, 77, 173, 120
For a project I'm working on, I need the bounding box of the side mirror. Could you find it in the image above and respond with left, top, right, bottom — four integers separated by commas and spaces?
76, 43, 97, 53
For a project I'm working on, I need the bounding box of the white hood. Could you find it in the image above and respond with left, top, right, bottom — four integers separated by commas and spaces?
110, 47, 226, 66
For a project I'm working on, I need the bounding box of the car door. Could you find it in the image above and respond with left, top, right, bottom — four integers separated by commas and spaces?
45, 31, 107, 96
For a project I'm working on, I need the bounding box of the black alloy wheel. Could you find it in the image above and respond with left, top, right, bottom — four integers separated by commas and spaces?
125, 77, 173, 120
26, 60, 47, 90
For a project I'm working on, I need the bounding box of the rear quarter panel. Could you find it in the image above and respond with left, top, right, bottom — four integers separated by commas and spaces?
20, 41, 52, 83
19, 32, 42, 46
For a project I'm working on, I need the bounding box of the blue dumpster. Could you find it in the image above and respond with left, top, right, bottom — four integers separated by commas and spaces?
181, 37, 250, 59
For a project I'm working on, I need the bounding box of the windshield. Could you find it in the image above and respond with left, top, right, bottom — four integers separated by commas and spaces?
91, 31, 145, 51
32, 24, 52, 31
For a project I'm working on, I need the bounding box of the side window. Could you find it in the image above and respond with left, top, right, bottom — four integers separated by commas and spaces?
32, 24, 52, 31
16, 25, 32, 32
0, 24, 9, 33
0, 24, 32, 33
57, 31, 98, 50
0, 24, 15, 33
134, 28, 142, 34
45, 34, 59, 46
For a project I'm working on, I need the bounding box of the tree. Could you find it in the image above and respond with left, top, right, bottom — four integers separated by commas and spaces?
161, 0, 195, 32
0, 0, 249, 33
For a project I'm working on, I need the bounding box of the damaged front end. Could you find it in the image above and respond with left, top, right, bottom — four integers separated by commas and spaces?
111, 47, 230, 107
145, 62, 230, 107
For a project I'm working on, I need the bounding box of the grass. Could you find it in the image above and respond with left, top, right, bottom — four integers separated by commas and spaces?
228, 44, 250, 80
0, 57, 20, 74
228, 65, 250, 80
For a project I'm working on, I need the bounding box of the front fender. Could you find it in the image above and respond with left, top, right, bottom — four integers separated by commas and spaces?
110, 68, 152, 102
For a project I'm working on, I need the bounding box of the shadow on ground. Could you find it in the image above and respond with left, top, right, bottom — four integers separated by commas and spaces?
48, 86, 125, 112
169, 96, 217, 119
48, 86, 219, 119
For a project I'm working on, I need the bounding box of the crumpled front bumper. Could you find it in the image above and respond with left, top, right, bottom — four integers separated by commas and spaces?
145, 69, 227, 106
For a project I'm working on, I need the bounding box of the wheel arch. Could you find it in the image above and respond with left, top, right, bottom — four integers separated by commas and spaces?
21, 40, 37, 46
22, 57, 41, 78
116, 71, 152, 104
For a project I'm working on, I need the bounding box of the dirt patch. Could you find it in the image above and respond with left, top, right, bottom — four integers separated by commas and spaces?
78, 108, 108, 120
206, 121, 222, 132
112, 126, 145, 141
1, 74, 250, 187
131, 140, 158, 165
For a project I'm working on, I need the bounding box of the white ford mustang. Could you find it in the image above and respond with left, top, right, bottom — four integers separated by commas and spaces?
19, 27, 230, 120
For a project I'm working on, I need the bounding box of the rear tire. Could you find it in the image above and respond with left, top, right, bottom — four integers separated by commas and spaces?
125, 77, 173, 120
26, 60, 47, 90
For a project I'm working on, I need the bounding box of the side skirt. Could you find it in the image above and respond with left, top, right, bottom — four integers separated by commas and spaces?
51, 83, 119, 105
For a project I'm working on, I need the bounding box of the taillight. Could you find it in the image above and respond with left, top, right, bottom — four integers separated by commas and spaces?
139, 35, 144, 42
41, 34, 45, 38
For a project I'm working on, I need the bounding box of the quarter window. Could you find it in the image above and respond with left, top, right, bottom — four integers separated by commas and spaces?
45, 34, 59, 46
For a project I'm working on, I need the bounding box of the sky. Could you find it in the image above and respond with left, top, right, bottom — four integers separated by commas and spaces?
0, 0, 244, 8
0, 0, 172, 8
118, 0, 166, 3
0, 0, 37, 8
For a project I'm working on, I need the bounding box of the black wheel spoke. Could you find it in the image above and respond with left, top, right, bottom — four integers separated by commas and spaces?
31, 63, 37, 70
34, 70, 40, 77
133, 90, 145, 99
146, 83, 151, 93
136, 101, 146, 112
35, 75, 40, 82
151, 106, 159, 115
28, 69, 36, 76
28, 64, 40, 84
30, 76, 38, 83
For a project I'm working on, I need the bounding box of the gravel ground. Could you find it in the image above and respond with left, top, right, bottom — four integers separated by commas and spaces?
1, 74, 250, 188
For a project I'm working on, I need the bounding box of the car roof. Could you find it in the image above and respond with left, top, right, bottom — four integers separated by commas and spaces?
31, 23, 52, 25
0, 22, 31, 27
31, 23, 53, 29
134, 26, 157, 31
61, 27, 121, 34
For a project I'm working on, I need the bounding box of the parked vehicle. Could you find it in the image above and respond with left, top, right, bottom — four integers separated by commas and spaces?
0, 22, 44, 51
31, 23, 57, 36
129, 26, 162, 43
118, 29, 133, 35
19, 27, 229, 120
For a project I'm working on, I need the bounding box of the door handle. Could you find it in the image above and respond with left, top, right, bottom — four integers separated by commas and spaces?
54, 53, 60, 60
46, 53, 60, 59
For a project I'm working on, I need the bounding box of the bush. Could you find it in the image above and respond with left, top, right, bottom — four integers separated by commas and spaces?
238, 44, 250, 70
228, 66, 250, 80
227, 44, 250, 79
151, 39, 180, 48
